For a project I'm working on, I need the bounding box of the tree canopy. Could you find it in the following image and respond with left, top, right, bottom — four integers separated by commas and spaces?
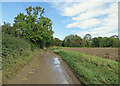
62, 34, 119, 47
2, 6, 54, 48
63, 35, 82, 47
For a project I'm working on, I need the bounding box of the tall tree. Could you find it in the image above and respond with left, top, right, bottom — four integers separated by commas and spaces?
13, 6, 54, 48
84, 34, 92, 47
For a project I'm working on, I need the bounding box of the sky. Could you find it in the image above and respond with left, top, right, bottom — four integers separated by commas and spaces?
1, 1, 118, 40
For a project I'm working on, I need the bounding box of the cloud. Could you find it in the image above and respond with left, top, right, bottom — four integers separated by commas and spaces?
67, 22, 79, 28
67, 18, 101, 29
52, 1, 118, 37
73, 30, 118, 38
72, 9, 107, 21
61, 2, 105, 16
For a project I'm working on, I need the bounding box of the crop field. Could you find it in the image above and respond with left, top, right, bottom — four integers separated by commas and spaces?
62, 48, 119, 62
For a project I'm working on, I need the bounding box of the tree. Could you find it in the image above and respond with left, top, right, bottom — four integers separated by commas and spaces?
13, 6, 54, 48
81, 39, 86, 47
2, 22, 16, 36
111, 35, 119, 39
106, 37, 118, 47
92, 37, 119, 47
63, 34, 82, 47
54, 38, 62, 46
84, 34, 92, 47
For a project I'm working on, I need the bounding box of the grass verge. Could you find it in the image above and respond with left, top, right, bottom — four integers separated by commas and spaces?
2, 33, 43, 83
2, 51, 33, 82
53, 49, 118, 84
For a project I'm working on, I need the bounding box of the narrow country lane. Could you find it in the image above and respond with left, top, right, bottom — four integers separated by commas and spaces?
7, 49, 80, 84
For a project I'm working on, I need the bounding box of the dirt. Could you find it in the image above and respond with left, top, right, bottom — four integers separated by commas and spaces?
63, 48, 119, 62
5, 49, 80, 84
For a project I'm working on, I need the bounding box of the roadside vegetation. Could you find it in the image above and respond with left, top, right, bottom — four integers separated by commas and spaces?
2, 32, 46, 82
52, 48, 118, 84
1, 6, 54, 82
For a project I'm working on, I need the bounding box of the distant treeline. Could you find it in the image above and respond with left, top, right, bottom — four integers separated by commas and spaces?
53, 34, 119, 47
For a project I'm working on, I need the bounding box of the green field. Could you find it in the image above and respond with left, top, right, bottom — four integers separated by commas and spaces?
53, 49, 118, 84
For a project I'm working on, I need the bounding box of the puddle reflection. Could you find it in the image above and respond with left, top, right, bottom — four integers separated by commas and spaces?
54, 57, 60, 64
52, 56, 68, 84
52, 56, 62, 72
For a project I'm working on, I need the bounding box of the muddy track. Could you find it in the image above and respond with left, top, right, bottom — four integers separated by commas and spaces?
6, 49, 81, 84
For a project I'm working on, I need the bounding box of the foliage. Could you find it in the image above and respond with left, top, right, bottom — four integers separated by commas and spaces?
83, 34, 92, 47
92, 37, 119, 47
2, 32, 31, 58
2, 32, 34, 81
50, 46, 61, 51
2, 22, 17, 37
2, 6, 54, 49
62, 34, 119, 47
13, 6, 54, 48
53, 49, 118, 84
63, 34, 82, 47
1, 6, 54, 82
54, 38, 62, 46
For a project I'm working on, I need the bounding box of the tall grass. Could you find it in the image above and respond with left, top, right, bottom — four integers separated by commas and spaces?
2, 33, 31, 58
53, 49, 118, 84
2, 33, 35, 82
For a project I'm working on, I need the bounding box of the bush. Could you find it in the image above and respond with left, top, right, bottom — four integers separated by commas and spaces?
2, 32, 31, 58
2, 33, 34, 82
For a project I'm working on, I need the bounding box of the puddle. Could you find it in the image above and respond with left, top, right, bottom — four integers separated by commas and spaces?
53, 56, 62, 71
54, 56, 61, 68
51, 55, 69, 84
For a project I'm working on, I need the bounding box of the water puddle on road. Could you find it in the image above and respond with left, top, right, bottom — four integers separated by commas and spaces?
51, 54, 69, 84
54, 57, 60, 68
52, 56, 62, 72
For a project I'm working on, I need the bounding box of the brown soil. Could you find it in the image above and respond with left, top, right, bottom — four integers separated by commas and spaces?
63, 48, 119, 62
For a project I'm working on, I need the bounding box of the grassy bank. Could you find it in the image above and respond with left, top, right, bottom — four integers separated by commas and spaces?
53, 49, 118, 84
2, 33, 40, 82
2, 52, 33, 82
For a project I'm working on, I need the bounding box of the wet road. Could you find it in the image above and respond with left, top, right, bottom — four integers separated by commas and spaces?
8, 50, 80, 84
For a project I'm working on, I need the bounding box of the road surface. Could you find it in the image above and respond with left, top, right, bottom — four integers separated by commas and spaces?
7, 49, 80, 84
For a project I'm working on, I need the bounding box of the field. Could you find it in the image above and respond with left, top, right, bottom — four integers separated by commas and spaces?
53, 49, 119, 84
62, 48, 119, 62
